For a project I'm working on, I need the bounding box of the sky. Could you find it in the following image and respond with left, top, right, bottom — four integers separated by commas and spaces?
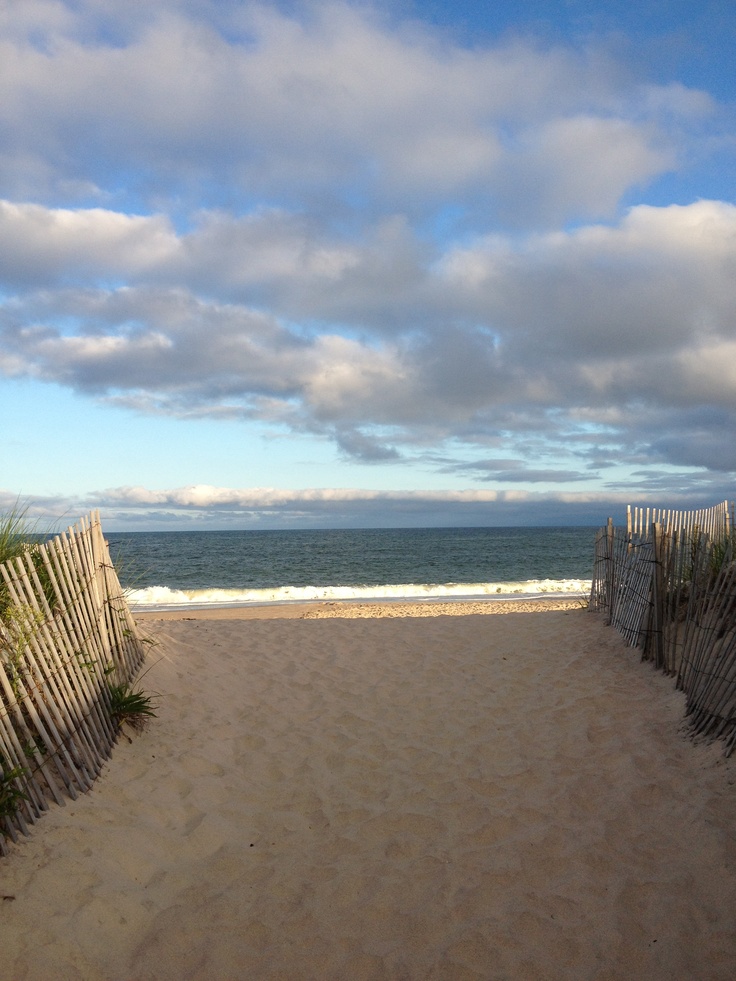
1, 0, 735, 530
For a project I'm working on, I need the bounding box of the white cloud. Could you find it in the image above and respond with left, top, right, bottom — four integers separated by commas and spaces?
5, 469, 734, 530
303, 335, 407, 422
0, 2, 701, 221
672, 340, 736, 403
497, 115, 673, 224
1, 196, 736, 474
0, 0, 75, 42
438, 200, 736, 369
97, 485, 507, 509
0, 201, 177, 285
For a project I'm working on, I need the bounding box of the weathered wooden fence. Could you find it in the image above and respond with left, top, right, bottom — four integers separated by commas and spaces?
626, 501, 731, 541
590, 499, 736, 753
0, 511, 146, 853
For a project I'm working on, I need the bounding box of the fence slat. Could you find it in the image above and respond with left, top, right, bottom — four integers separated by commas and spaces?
0, 512, 146, 854
590, 499, 736, 753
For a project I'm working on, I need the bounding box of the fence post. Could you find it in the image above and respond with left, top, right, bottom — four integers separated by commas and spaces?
650, 522, 665, 669
606, 517, 615, 621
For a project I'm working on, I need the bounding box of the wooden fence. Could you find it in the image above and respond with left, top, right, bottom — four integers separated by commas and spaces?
0, 511, 146, 854
626, 501, 731, 540
590, 499, 736, 753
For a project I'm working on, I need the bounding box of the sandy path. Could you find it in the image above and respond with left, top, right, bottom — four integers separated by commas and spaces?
2, 607, 735, 980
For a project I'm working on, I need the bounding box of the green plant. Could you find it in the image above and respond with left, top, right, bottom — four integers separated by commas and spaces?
0, 756, 28, 836
0, 501, 36, 566
0, 603, 45, 698
0, 501, 55, 620
708, 531, 736, 579
575, 587, 591, 609
108, 681, 157, 732
0, 504, 34, 617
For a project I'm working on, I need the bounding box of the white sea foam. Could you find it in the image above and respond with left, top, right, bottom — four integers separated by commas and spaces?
127, 579, 592, 610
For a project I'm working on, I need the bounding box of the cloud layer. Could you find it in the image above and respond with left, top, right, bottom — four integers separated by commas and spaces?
3, 198, 735, 477
0, 2, 696, 218
0, 1, 734, 521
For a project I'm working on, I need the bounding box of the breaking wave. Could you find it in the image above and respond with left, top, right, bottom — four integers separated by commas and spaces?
127, 578, 591, 610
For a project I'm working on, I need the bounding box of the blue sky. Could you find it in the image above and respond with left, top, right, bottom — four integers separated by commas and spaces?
1, 0, 735, 530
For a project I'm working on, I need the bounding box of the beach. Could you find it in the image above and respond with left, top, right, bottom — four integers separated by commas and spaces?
2, 601, 735, 980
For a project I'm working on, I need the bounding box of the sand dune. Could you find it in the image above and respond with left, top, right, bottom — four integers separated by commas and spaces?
2, 604, 735, 980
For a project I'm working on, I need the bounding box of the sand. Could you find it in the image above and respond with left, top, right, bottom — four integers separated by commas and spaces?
2, 600, 735, 980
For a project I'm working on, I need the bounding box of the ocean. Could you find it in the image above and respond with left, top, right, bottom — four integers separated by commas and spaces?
108, 526, 596, 611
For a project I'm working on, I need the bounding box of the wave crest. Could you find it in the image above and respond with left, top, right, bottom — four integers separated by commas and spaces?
127, 579, 592, 610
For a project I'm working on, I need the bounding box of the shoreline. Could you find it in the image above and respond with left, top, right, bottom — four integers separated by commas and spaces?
133, 595, 584, 620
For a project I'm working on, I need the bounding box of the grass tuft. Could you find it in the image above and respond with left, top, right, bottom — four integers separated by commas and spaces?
0, 755, 28, 836
0, 502, 53, 619
108, 682, 158, 733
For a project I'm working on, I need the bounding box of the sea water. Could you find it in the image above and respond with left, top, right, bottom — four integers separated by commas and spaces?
108, 526, 596, 611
